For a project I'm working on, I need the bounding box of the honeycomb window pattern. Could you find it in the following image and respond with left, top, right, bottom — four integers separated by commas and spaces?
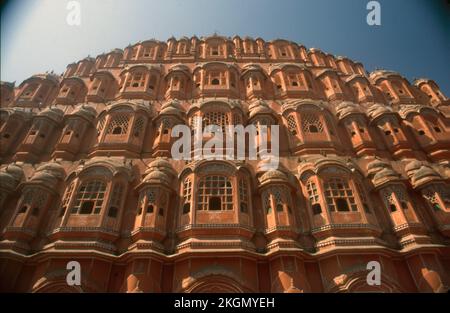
262, 190, 271, 214
302, 113, 324, 133
106, 114, 130, 135
97, 116, 106, 136
133, 116, 145, 137
287, 115, 298, 135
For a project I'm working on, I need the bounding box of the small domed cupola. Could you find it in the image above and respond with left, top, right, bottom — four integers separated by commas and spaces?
0, 163, 25, 207
3, 162, 65, 252
132, 158, 176, 245
15, 107, 64, 162
54, 105, 97, 159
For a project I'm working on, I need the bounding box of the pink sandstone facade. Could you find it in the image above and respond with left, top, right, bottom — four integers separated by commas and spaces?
0, 35, 450, 293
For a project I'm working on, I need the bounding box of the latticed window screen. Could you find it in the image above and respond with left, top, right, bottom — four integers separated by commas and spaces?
127, 72, 146, 87
106, 114, 130, 135
239, 178, 249, 213
380, 185, 409, 212
423, 185, 450, 211
159, 193, 167, 216
34, 192, 48, 209
18, 189, 47, 214
262, 191, 271, 214
141, 188, 158, 214
160, 118, 173, 133
273, 188, 284, 212
306, 180, 321, 214
97, 117, 106, 136
22, 190, 34, 206
197, 175, 233, 210
60, 182, 75, 216
147, 189, 157, 205
324, 178, 357, 212
137, 193, 145, 215
71, 180, 106, 214
287, 115, 298, 135
182, 178, 192, 214
356, 182, 371, 213
203, 112, 230, 133
110, 183, 124, 207
108, 183, 124, 218
423, 188, 442, 211
302, 113, 324, 133
133, 116, 145, 137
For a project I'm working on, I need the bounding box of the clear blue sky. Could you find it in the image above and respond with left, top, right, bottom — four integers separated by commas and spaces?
1, 0, 449, 95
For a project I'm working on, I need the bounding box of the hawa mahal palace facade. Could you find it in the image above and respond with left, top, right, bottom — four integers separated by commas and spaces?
0, 35, 449, 293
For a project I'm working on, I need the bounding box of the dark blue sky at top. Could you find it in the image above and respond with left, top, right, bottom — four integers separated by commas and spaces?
1, 0, 449, 94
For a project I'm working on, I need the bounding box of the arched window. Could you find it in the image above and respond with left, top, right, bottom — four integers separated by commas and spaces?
97, 116, 106, 137
182, 178, 192, 214
107, 183, 124, 218
263, 187, 292, 214
380, 185, 409, 213
263, 191, 271, 214
148, 75, 157, 91
287, 115, 298, 135
202, 111, 230, 132
356, 182, 371, 213
211, 78, 220, 85
306, 180, 321, 215
302, 113, 323, 133
238, 178, 249, 213
133, 116, 145, 137
106, 115, 130, 135
422, 185, 450, 212
197, 175, 233, 211
59, 182, 75, 217
127, 72, 145, 88
16, 190, 47, 217
71, 180, 106, 214
145, 188, 157, 213
324, 178, 357, 212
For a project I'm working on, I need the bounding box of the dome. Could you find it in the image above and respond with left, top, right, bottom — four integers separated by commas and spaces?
248, 100, 275, 119
405, 160, 442, 188
145, 158, 176, 178
38, 107, 64, 123
160, 100, 185, 117
168, 64, 191, 75
0, 164, 24, 191
367, 159, 388, 172
367, 103, 393, 120
367, 159, 401, 187
70, 105, 97, 121
29, 162, 66, 188
259, 169, 288, 184
405, 160, 423, 174
143, 169, 170, 184
335, 102, 361, 119
413, 166, 441, 183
